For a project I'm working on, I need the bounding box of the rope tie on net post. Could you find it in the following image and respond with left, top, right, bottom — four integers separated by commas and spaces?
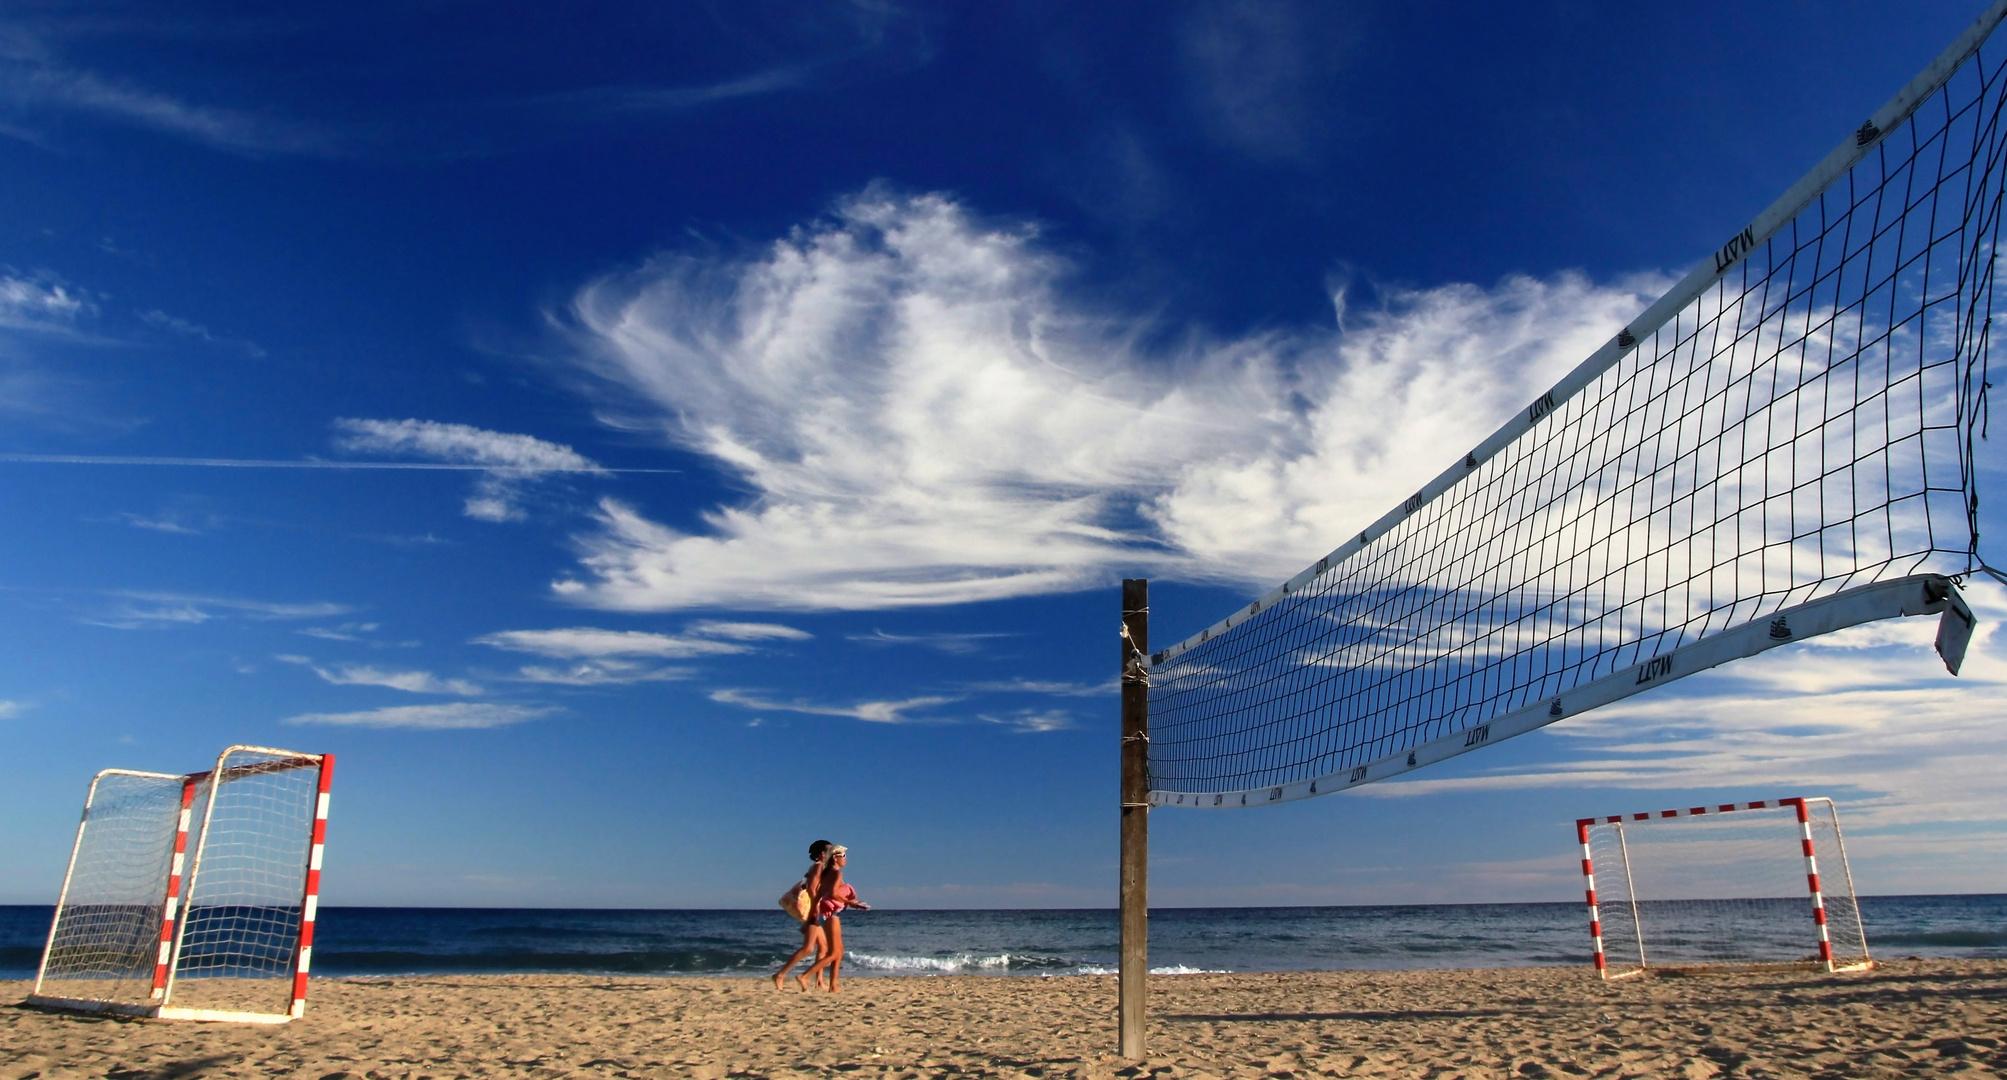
1120, 726, 1152, 809
1119, 617, 1152, 807
1120, 622, 1150, 687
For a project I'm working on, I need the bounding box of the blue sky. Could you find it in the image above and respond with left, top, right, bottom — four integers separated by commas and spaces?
3, 0, 2006, 910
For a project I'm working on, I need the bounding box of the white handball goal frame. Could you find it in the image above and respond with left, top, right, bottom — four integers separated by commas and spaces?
1576, 796, 1870, 979
28, 745, 335, 1023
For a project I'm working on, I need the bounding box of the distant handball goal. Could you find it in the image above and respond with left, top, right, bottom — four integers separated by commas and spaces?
29, 746, 334, 1023
1577, 797, 1870, 977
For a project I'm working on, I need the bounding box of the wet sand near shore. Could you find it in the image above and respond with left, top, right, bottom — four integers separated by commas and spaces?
4, 960, 2003, 1080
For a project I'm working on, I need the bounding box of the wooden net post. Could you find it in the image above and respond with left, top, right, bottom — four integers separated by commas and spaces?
1119, 579, 1149, 1059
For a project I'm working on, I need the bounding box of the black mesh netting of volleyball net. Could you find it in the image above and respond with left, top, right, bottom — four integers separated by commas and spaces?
1139, 4, 2007, 810
1111, 0, 2007, 1058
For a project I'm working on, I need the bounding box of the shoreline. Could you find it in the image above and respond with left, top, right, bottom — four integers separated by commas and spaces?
8, 959, 2006, 1078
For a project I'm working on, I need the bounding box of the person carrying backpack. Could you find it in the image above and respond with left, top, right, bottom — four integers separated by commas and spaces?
772, 840, 835, 990
800, 845, 868, 992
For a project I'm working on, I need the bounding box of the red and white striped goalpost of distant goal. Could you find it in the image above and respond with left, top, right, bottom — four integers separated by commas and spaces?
291, 753, 334, 1019
149, 775, 201, 1000
1576, 797, 1871, 978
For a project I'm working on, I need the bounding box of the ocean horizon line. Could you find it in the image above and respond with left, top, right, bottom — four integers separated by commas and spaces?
5, 892, 2002, 913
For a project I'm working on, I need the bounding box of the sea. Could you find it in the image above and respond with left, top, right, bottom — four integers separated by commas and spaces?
2, 896, 2003, 981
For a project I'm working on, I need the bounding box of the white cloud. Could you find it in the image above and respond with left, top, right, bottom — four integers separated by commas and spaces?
1359, 586, 2007, 840
534, 3, 931, 123
297, 622, 381, 643
283, 702, 554, 730
475, 626, 750, 659
710, 687, 957, 724
282, 657, 482, 696
548, 68, 810, 115
513, 660, 693, 686
333, 417, 605, 473
0, 39, 339, 157
978, 708, 1077, 733
333, 418, 607, 522
481, 623, 797, 682
115, 511, 200, 535
86, 591, 354, 629
557, 187, 1662, 611
961, 677, 1113, 697
848, 629, 1016, 654
139, 309, 264, 357
0, 700, 25, 719
686, 620, 812, 641
0, 273, 89, 329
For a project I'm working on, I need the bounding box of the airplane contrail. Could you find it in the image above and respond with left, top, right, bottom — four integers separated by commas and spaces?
0, 453, 676, 472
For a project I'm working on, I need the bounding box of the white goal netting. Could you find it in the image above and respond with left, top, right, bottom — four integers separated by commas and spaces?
165, 747, 326, 1017
1583, 799, 1868, 977
32, 770, 202, 1009
32, 746, 331, 1022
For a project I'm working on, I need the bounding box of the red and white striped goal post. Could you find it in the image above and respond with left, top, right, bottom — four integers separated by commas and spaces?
156, 746, 334, 1023
31, 745, 335, 1024
149, 776, 202, 999
1575, 797, 1870, 978
290, 753, 335, 1019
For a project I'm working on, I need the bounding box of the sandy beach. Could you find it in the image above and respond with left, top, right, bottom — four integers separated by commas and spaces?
5, 961, 2003, 1080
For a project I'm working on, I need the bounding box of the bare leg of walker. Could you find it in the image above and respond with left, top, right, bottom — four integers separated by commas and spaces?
805, 914, 843, 991
772, 922, 824, 990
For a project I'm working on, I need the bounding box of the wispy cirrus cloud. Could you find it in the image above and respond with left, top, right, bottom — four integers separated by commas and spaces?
1359, 588, 2007, 841
0, 273, 91, 330
979, 708, 1077, 733
0, 700, 26, 719
475, 623, 797, 686
537, 68, 809, 117
0, 271, 97, 423
710, 688, 958, 725
0, 2, 927, 161
114, 510, 201, 535
557, 187, 1662, 612
333, 418, 609, 522
0, 33, 342, 157
847, 629, 1016, 655
85, 591, 353, 629
277, 655, 482, 696
475, 627, 752, 660
961, 677, 1114, 698
283, 702, 555, 730
296, 621, 381, 643
686, 620, 812, 642
139, 309, 264, 357
333, 418, 607, 474
512, 659, 694, 687
529, 1, 932, 125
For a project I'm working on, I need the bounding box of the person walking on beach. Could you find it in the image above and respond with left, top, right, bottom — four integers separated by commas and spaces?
772, 840, 835, 991
801, 845, 867, 992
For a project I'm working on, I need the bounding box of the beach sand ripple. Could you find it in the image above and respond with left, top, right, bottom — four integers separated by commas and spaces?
5, 960, 2003, 1080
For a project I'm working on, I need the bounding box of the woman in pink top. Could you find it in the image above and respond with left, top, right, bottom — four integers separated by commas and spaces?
802, 845, 868, 991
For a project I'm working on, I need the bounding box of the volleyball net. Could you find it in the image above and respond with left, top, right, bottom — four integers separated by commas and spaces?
1144, 2, 2007, 808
